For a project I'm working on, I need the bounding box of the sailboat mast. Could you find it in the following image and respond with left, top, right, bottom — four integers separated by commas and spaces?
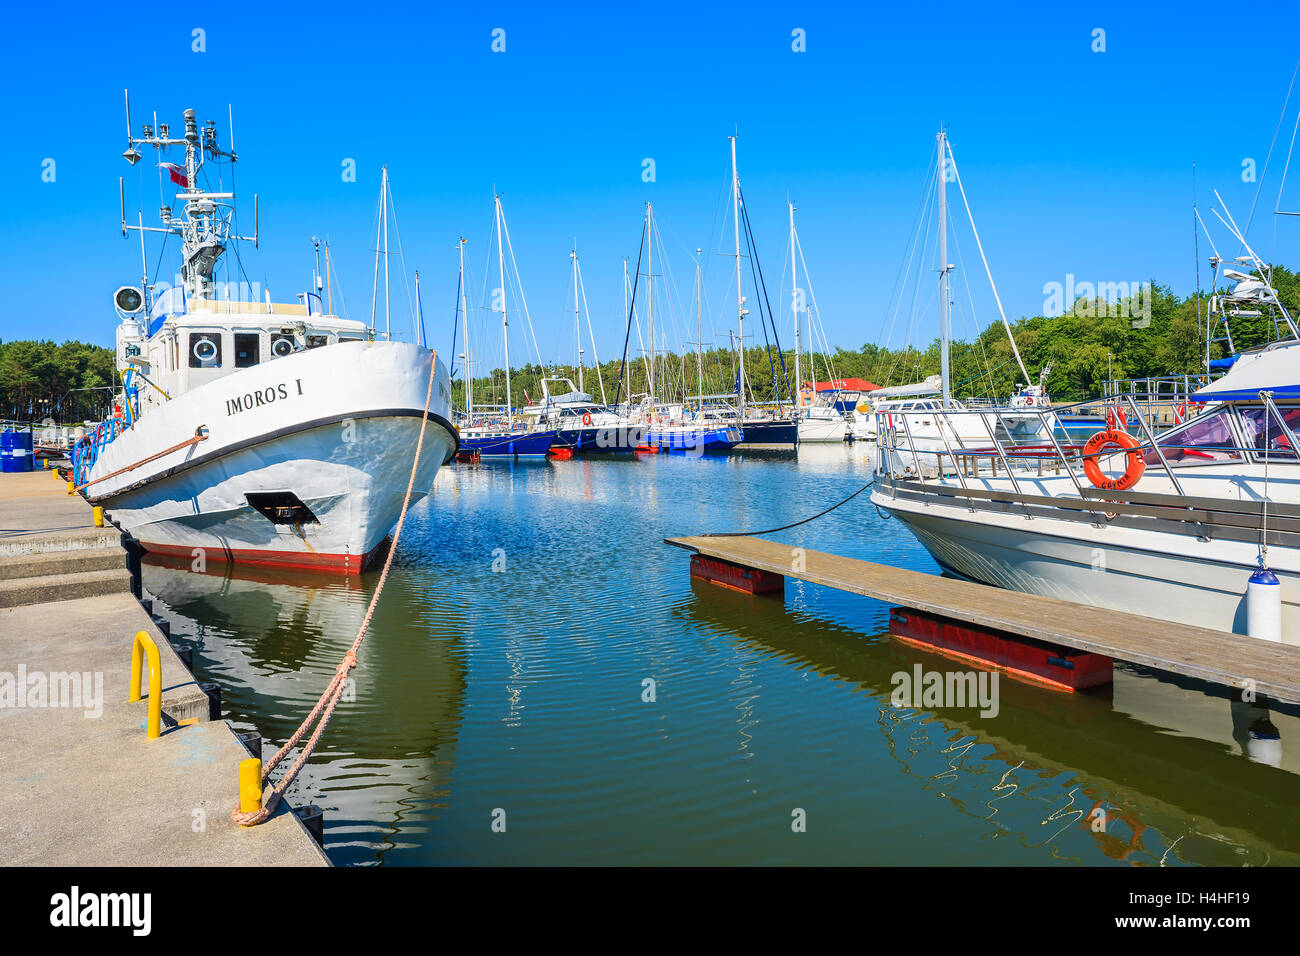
381, 166, 391, 340
731, 135, 745, 420
572, 246, 583, 393
459, 237, 472, 421
696, 249, 704, 411
646, 204, 655, 402
937, 130, 951, 407
496, 195, 512, 420
790, 201, 801, 403
623, 258, 631, 399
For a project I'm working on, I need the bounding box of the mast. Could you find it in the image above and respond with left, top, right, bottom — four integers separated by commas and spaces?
937, 129, 952, 407
382, 167, 391, 340
731, 135, 746, 420
623, 258, 631, 399
646, 204, 655, 402
459, 237, 472, 421
790, 201, 801, 405
696, 249, 704, 410
324, 240, 333, 315
495, 195, 512, 421
572, 245, 583, 393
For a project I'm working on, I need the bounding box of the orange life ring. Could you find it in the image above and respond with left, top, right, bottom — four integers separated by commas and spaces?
1083, 428, 1145, 491
582, 412, 593, 426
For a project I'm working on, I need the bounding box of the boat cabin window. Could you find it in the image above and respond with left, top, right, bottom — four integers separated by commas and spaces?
1238, 405, 1300, 461
1143, 407, 1241, 465
234, 332, 260, 368
306, 334, 329, 349
188, 332, 222, 369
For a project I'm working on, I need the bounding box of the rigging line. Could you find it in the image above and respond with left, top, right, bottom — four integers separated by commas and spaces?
881, 155, 939, 386
947, 205, 1001, 398
613, 220, 648, 407
1245, 56, 1300, 238
498, 207, 544, 365
702, 479, 875, 537
888, 186, 937, 387
945, 139, 1031, 385
738, 183, 791, 403
384, 173, 417, 341
875, 148, 939, 384
793, 228, 838, 385
449, 267, 462, 377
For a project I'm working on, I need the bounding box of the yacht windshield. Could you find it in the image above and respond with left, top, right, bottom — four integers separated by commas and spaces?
1239, 405, 1300, 460
1142, 408, 1240, 465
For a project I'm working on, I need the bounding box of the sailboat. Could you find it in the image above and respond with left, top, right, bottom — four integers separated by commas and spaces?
787, 202, 851, 443
72, 96, 458, 574
624, 202, 742, 454
457, 195, 556, 457
718, 136, 798, 448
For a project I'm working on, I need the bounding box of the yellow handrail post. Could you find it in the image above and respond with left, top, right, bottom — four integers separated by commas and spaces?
93, 506, 104, 528
239, 758, 263, 818
129, 630, 161, 740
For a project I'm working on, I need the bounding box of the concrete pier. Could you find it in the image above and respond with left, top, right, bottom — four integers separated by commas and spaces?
0, 467, 327, 866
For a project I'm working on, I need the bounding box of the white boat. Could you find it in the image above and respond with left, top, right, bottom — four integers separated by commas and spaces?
74, 98, 457, 573
873, 144, 1300, 643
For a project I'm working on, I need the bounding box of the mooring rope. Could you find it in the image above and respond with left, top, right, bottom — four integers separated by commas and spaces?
703, 479, 874, 537
75, 430, 208, 491
232, 350, 439, 827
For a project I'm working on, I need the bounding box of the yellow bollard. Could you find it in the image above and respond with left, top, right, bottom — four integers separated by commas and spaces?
129, 630, 161, 740
66, 480, 74, 496
93, 506, 104, 528
239, 758, 263, 816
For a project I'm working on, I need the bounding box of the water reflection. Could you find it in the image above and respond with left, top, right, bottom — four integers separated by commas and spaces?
142, 555, 467, 866
679, 578, 1300, 866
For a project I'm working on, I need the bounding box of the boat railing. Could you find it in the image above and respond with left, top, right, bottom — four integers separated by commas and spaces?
71, 416, 126, 488
875, 393, 1213, 496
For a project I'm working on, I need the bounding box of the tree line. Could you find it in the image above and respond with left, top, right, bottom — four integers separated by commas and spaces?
452, 264, 1299, 409
0, 340, 116, 423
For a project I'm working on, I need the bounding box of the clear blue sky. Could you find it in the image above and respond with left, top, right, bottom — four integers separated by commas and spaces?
3, 1, 1299, 374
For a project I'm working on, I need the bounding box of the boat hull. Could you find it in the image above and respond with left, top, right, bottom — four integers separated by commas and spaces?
875, 490, 1300, 642
735, 419, 798, 448
87, 341, 457, 574
460, 430, 555, 457
797, 416, 849, 443
646, 425, 742, 453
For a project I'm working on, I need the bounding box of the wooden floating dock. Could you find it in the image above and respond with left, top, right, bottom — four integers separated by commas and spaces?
667, 534, 1300, 704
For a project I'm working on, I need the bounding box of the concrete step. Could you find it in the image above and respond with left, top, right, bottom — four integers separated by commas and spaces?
0, 568, 133, 609
0, 547, 124, 581
0, 527, 121, 559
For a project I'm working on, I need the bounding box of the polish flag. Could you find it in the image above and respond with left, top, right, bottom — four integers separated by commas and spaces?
160, 163, 188, 188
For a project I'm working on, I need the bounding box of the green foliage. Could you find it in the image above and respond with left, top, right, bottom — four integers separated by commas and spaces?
0, 340, 116, 422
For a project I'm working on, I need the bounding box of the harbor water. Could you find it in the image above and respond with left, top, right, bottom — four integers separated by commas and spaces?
144, 445, 1300, 866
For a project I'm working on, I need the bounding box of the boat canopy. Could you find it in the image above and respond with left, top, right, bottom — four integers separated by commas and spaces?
1194, 341, 1300, 401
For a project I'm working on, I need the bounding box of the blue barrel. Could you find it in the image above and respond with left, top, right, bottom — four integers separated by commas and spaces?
1, 430, 34, 473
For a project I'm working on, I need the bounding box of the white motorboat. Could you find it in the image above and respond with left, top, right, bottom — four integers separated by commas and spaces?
74, 98, 457, 573
872, 143, 1300, 642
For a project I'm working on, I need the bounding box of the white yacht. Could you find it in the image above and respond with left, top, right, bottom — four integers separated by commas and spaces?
872, 155, 1300, 642
74, 98, 457, 573
873, 341, 1300, 640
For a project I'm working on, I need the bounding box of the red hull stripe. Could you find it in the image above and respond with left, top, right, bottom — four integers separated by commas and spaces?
140, 538, 387, 575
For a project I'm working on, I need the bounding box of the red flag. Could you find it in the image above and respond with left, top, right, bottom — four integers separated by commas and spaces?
160, 163, 188, 188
